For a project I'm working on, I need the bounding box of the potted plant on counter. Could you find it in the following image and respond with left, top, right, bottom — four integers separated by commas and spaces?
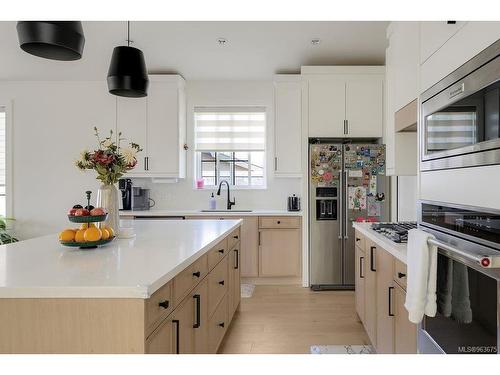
75, 127, 142, 236
0, 216, 18, 244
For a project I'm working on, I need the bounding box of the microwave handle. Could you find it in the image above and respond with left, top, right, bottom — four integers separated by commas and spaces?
427, 238, 497, 268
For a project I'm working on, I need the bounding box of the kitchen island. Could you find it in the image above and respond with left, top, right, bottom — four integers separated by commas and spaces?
0, 219, 242, 354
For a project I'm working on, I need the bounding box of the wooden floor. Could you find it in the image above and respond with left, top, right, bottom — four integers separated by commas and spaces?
218, 285, 370, 354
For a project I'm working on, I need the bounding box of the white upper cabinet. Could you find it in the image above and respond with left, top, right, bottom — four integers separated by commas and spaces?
302, 66, 384, 138
389, 22, 420, 112
345, 78, 383, 137
273, 75, 302, 177
420, 22, 500, 92
307, 78, 346, 137
419, 21, 466, 64
117, 96, 147, 172
118, 75, 187, 178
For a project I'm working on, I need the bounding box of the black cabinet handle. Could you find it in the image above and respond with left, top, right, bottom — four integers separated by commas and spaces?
398, 272, 406, 279
234, 249, 239, 270
192, 271, 201, 278
359, 257, 364, 279
218, 322, 225, 328
356, 237, 361, 242
172, 319, 180, 354
158, 300, 169, 309
193, 294, 201, 328
370, 246, 376, 272
218, 249, 225, 254
218, 280, 225, 286
233, 235, 239, 240
388, 286, 394, 317
277, 220, 281, 224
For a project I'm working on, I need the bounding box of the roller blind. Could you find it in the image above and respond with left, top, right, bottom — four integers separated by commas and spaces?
194, 107, 266, 152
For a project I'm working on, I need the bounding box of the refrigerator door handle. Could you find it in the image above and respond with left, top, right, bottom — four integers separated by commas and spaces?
338, 170, 343, 240
343, 170, 349, 240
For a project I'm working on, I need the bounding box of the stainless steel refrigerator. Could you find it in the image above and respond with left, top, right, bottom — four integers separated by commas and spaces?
309, 142, 389, 290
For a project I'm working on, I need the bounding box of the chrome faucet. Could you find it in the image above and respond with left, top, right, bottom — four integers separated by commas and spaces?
217, 180, 235, 210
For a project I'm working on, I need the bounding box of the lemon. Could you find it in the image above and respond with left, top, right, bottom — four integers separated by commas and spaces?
80, 223, 96, 230
84, 227, 102, 242
101, 228, 110, 240
75, 229, 86, 243
104, 226, 115, 238
59, 229, 76, 242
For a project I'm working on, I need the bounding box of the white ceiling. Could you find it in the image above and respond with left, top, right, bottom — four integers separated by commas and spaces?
0, 21, 388, 81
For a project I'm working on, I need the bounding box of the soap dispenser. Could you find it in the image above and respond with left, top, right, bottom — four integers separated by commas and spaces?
209, 192, 216, 210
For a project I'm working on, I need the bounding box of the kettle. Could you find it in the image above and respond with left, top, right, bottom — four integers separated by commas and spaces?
287, 194, 301, 212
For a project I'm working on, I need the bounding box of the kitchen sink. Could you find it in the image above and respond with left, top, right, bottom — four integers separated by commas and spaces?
200, 209, 253, 213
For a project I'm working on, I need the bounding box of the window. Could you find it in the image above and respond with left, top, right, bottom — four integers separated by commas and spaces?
194, 107, 266, 188
0, 107, 6, 216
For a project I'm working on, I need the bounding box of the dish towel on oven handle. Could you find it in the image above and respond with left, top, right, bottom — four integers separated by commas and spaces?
404, 228, 438, 324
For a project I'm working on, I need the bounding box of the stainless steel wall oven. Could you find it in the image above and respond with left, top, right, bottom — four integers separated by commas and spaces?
420, 39, 500, 171
417, 201, 500, 354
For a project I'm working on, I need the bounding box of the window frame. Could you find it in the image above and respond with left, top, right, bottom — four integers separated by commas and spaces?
195, 150, 267, 190
0, 102, 13, 218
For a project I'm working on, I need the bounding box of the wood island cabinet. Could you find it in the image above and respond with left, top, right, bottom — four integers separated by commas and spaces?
364, 238, 378, 346
354, 232, 365, 323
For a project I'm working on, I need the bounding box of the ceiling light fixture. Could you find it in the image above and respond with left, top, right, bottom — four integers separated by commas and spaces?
16, 21, 85, 61
107, 21, 149, 98
311, 39, 321, 46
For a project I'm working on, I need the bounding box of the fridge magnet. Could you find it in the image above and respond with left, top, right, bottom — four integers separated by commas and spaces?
375, 192, 385, 202
356, 160, 364, 168
369, 175, 377, 194
348, 169, 363, 178
348, 186, 367, 210
367, 196, 381, 217
323, 171, 333, 182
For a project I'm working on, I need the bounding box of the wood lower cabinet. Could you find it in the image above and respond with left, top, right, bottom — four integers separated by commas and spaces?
364, 239, 377, 346
375, 249, 395, 354
394, 283, 417, 354
354, 243, 365, 323
145, 228, 241, 354
258, 228, 301, 277
354, 230, 417, 354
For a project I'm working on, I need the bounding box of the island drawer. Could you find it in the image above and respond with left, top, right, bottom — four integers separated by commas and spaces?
173, 254, 208, 304
146, 281, 173, 331
354, 230, 365, 250
208, 256, 229, 317
207, 238, 228, 271
227, 227, 241, 250
394, 259, 407, 290
259, 216, 300, 229
208, 294, 228, 353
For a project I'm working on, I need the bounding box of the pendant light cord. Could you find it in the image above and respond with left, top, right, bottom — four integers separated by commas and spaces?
127, 21, 130, 47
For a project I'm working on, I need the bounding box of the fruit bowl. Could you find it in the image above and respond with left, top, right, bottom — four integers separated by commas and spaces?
68, 214, 108, 223
60, 236, 115, 249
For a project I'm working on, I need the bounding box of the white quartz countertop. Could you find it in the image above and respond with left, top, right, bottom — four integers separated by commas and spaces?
0, 219, 241, 299
119, 209, 303, 217
352, 222, 408, 264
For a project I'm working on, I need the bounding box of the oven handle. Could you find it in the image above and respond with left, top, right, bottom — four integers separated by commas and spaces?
427, 238, 496, 268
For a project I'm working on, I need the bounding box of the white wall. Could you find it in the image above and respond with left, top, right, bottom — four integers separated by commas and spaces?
0, 80, 302, 239
397, 176, 417, 221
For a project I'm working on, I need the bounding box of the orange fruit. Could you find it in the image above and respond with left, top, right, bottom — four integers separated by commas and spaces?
59, 229, 76, 242
84, 227, 102, 242
75, 229, 86, 243
101, 228, 110, 240
104, 226, 115, 237
80, 223, 96, 230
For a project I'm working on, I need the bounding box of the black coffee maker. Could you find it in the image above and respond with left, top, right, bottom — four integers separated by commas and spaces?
119, 178, 133, 210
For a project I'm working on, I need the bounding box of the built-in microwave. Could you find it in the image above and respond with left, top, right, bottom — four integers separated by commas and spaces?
420, 39, 500, 171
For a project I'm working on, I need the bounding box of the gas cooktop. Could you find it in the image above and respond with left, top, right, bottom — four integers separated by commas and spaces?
371, 222, 417, 243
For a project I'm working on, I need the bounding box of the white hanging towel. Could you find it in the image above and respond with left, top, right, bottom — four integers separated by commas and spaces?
404, 228, 438, 324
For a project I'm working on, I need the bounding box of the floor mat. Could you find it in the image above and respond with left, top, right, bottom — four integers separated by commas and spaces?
241, 284, 255, 298
310, 345, 374, 354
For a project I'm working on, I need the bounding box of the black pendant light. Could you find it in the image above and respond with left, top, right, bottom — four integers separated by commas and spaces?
17, 21, 85, 61
107, 21, 149, 98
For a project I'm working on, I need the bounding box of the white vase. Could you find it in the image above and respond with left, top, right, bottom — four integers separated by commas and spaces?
96, 183, 120, 236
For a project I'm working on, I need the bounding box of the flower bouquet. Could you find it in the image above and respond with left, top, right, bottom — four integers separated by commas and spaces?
76, 127, 142, 235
